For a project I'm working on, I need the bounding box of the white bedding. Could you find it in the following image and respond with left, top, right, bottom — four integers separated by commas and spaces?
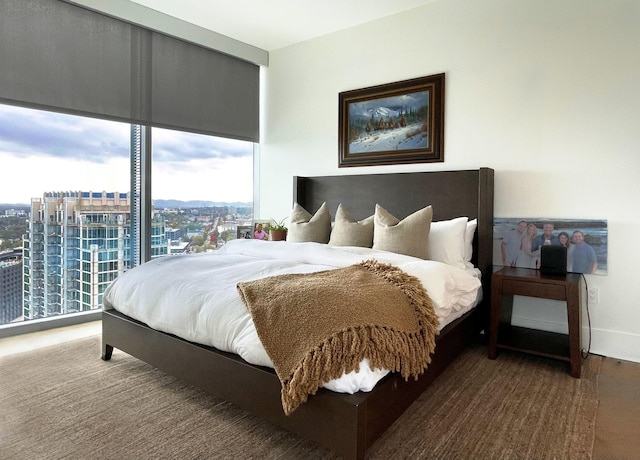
103, 239, 482, 393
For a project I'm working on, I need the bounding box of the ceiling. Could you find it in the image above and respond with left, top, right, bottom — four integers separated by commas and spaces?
128, 0, 440, 51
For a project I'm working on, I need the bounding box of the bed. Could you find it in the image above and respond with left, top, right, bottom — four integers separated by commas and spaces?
101, 167, 494, 459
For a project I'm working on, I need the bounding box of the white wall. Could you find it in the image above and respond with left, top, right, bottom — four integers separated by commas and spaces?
259, 0, 640, 362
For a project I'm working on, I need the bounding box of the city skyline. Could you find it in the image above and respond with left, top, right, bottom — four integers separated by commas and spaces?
0, 104, 254, 204
0, 191, 251, 325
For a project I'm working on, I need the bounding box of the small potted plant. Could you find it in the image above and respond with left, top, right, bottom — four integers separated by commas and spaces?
267, 218, 288, 241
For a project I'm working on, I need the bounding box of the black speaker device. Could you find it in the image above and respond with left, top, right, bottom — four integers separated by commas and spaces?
540, 245, 567, 276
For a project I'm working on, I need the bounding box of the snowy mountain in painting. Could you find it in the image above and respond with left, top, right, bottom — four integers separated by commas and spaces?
347, 92, 429, 153
362, 106, 399, 119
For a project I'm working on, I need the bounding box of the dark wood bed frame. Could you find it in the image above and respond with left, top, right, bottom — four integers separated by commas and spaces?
102, 168, 494, 459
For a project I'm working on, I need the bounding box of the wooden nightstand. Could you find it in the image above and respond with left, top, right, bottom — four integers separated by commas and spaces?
488, 266, 582, 378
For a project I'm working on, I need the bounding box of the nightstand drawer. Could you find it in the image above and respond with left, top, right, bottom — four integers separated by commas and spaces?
502, 279, 566, 300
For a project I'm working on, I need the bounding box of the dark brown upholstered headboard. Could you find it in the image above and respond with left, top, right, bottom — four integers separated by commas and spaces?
293, 168, 494, 305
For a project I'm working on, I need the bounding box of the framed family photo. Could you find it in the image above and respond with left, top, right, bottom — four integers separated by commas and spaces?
493, 217, 608, 275
236, 225, 253, 239
338, 73, 445, 167
252, 219, 274, 241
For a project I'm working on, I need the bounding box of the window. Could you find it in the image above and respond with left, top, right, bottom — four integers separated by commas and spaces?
0, 104, 255, 327
1, 0, 259, 333
152, 128, 254, 254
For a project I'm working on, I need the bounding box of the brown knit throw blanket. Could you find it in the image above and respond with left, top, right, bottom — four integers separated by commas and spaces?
236, 259, 440, 415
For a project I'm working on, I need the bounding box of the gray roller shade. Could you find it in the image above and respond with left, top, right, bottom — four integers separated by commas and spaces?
0, 0, 259, 142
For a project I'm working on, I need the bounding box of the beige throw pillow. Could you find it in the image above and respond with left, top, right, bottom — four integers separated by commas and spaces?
373, 204, 433, 259
328, 204, 374, 247
286, 202, 332, 243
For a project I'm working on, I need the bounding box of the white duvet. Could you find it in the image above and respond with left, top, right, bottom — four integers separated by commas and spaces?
103, 239, 481, 393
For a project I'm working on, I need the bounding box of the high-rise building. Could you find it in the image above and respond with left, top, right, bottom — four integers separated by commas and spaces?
165, 227, 182, 243
0, 249, 22, 325
22, 191, 167, 321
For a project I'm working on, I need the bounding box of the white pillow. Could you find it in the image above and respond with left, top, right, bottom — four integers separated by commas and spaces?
465, 219, 477, 268
428, 217, 468, 270
401, 258, 482, 315
372, 204, 432, 259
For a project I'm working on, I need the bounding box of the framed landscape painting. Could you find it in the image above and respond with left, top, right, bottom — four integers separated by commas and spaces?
338, 73, 445, 167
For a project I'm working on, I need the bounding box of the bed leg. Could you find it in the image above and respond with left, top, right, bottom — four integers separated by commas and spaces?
102, 343, 114, 361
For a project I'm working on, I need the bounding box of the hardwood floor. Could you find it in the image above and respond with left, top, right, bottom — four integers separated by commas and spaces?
592, 356, 640, 460
1, 324, 639, 458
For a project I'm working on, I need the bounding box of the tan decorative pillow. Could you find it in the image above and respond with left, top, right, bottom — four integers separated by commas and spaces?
372, 204, 433, 259
286, 202, 332, 243
328, 204, 374, 247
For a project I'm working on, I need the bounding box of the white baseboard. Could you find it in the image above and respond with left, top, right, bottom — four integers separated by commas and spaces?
511, 315, 568, 334
587, 328, 640, 363
511, 314, 640, 364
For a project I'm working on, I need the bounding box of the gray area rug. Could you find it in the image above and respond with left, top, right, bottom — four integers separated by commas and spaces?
0, 336, 600, 459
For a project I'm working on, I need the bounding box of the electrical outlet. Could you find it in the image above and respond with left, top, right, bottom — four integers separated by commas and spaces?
588, 286, 599, 304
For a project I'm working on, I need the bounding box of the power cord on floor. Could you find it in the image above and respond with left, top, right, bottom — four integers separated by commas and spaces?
581, 273, 592, 359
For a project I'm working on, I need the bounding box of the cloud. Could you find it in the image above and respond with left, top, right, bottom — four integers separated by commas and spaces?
0, 105, 254, 164
0, 105, 129, 161
152, 128, 253, 164
0, 104, 255, 203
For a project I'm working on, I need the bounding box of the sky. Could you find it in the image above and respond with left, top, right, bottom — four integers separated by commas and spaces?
0, 104, 254, 204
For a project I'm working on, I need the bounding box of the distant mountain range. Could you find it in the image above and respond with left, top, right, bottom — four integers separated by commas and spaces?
0, 204, 30, 211
153, 200, 252, 209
